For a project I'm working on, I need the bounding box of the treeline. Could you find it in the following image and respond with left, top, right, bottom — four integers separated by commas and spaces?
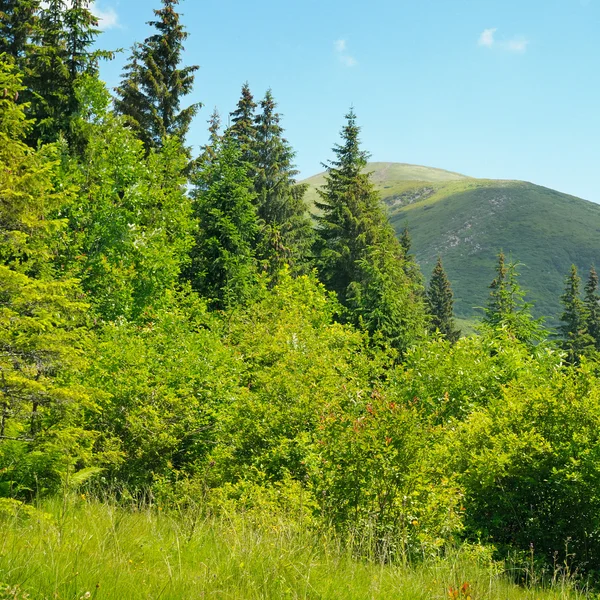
3, 0, 600, 580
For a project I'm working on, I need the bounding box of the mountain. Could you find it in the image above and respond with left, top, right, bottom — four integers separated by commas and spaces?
302, 162, 600, 328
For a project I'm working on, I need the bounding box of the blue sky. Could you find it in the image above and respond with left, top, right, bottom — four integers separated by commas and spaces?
95, 0, 600, 202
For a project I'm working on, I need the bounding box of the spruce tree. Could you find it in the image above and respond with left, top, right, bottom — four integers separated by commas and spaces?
483, 253, 544, 344
196, 107, 221, 168
0, 60, 89, 448
427, 256, 460, 342
315, 109, 426, 353
23, 0, 70, 144
63, 0, 101, 80
0, 0, 39, 61
560, 265, 594, 363
585, 265, 600, 350
186, 135, 259, 310
227, 82, 257, 165
115, 0, 200, 151
253, 89, 313, 277
23, 0, 106, 145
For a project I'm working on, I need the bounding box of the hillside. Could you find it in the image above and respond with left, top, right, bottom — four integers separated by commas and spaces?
302, 163, 600, 326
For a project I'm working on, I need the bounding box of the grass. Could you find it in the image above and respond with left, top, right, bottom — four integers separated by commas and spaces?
301, 162, 600, 326
0, 496, 596, 600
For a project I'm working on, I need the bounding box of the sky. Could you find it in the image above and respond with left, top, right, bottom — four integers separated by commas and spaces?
94, 0, 600, 202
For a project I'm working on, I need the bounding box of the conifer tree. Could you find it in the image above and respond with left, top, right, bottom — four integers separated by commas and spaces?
427, 256, 460, 342
0, 0, 39, 61
115, 0, 200, 151
0, 60, 89, 456
483, 253, 544, 344
315, 109, 426, 353
23, 0, 106, 145
585, 265, 600, 350
253, 89, 313, 277
186, 135, 258, 310
63, 0, 101, 80
399, 225, 412, 255
227, 82, 257, 164
196, 108, 221, 168
560, 265, 595, 363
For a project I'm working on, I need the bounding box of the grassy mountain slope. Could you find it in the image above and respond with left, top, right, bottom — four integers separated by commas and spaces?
302, 163, 600, 327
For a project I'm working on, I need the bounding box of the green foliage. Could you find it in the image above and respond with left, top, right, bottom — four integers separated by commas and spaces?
443, 363, 600, 569
81, 298, 237, 489
253, 89, 314, 278
64, 82, 194, 320
391, 331, 559, 424
427, 256, 460, 342
312, 389, 462, 561
0, 60, 96, 499
584, 266, 600, 351
205, 271, 379, 489
115, 0, 200, 150
22, 0, 109, 146
0, 0, 39, 61
186, 136, 258, 310
315, 111, 427, 354
227, 82, 257, 165
483, 253, 546, 346
560, 265, 595, 364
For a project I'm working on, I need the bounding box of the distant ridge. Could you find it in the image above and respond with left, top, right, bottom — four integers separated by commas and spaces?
302, 162, 600, 326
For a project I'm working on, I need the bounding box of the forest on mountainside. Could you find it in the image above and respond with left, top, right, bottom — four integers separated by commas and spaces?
2, 1, 600, 598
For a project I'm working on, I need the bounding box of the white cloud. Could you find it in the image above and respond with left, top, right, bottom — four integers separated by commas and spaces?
478, 28, 497, 48
506, 38, 529, 53
478, 28, 529, 53
94, 5, 120, 30
334, 38, 357, 67
39, 0, 120, 30
334, 39, 347, 53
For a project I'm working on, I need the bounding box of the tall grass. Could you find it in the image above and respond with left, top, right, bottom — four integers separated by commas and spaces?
0, 496, 594, 599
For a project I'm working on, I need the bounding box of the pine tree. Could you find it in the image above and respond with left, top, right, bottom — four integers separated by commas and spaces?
0, 0, 39, 61
584, 265, 600, 350
0, 60, 89, 456
63, 0, 101, 80
314, 109, 386, 298
227, 82, 257, 165
23, 0, 70, 144
114, 0, 200, 151
196, 107, 221, 168
253, 89, 313, 277
483, 253, 545, 344
186, 135, 259, 310
23, 0, 107, 145
560, 265, 594, 363
427, 256, 460, 342
315, 109, 426, 353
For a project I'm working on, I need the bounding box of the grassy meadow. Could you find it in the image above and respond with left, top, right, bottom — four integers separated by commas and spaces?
0, 497, 595, 600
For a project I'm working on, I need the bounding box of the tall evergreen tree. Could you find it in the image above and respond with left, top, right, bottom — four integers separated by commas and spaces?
315, 109, 426, 353
0, 0, 39, 61
253, 89, 313, 277
23, 0, 106, 145
0, 60, 89, 460
227, 82, 257, 165
560, 265, 594, 363
584, 265, 600, 350
186, 135, 259, 310
114, 0, 200, 151
483, 253, 544, 344
63, 0, 101, 80
427, 256, 460, 342
196, 107, 221, 168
